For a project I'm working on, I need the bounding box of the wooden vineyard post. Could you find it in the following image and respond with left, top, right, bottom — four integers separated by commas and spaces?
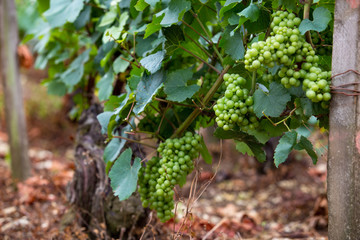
328, 1, 360, 239
0, 0, 31, 180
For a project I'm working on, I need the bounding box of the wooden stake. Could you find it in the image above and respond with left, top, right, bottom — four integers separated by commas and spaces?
0, 0, 31, 181
328, 1, 360, 239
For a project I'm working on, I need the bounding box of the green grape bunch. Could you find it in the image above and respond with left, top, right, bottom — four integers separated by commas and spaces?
214, 73, 259, 131
244, 10, 332, 107
138, 132, 201, 222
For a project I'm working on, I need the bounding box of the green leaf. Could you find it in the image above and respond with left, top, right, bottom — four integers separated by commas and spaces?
109, 148, 141, 201
104, 125, 131, 164
164, 68, 200, 102
97, 70, 115, 101
140, 51, 165, 74
135, 0, 149, 11
219, 0, 242, 18
235, 141, 265, 162
144, 14, 164, 38
244, 8, 270, 34
163, 25, 185, 53
61, 49, 90, 87
294, 136, 318, 164
97, 111, 114, 134
199, 137, 212, 164
214, 128, 266, 162
103, 12, 129, 43
219, 26, 245, 60
145, 0, 160, 7
253, 82, 291, 118
178, 174, 187, 187
160, 0, 191, 26
272, 0, 298, 12
181, 41, 208, 61
113, 56, 130, 74
46, 79, 67, 96
299, 7, 332, 35
274, 131, 297, 167
74, 5, 91, 29
133, 71, 164, 114
99, 7, 118, 27
44, 0, 84, 28
318, 55, 332, 71
238, 3, 259, 22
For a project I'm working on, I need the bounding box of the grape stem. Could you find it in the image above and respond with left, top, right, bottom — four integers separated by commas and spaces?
183, 32, 212, 58
250, 71, 257, 95
303, 0, 314, 48
112, 135, 157, 149
171, 65, 231, 138
190, 10, 224, 64
179, 45, 221, 74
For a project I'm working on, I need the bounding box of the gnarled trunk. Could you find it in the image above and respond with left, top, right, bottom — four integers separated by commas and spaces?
64, 104, 148, 239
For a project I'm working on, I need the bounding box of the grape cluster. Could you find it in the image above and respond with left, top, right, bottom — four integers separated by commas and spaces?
244, 10, 332, 107
214, 73, 259, 131
138, 132, 201, 222
198, 72, 226, 98
244, 11, 303, 71
302, 66, 332, 108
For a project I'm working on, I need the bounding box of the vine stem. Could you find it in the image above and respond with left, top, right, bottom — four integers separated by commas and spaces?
184, 32, 212, 58
303, 0, 314, 48
190, 10, 224, 64
112, 135, 157, 149
171, 65, 231, 138
250, 71, 256, 95
179, 45, 220, 74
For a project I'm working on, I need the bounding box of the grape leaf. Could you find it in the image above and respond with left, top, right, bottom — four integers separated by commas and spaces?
103, 12, 129, 43
135, 0, 149, 11
145, 0, 160, 7
109, 148, 141, 201
164, 69, 200, 102
219, 26, 245, 60
140, 51, 165, 74
104, 125, 132, 164
44, 0, 84, 28
160, 0, 191, 26
199, 137, 212, 164
113, 55, 130, 74
133, 71, 165, 114
274, 131, 297, 167
99, 7, 117, 27
60, 49, 90, 87
272, 0, 298, 12
299, 7, 332, 34
144, 14, 164, 38
253, 82, 291, 118
97, 70, 115, 101
163, 25, 185, 54
74, 5, 91, 30
238, 3, 259, 22
219, 0, 242, 18
214, 128, 266, 162
235, 141, 265, 162
97, 111, 114, 134
46, 79, 67, 96
294, 136, 318, 164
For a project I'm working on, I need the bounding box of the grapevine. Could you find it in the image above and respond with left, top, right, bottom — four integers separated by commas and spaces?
26, 0, 334, 225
